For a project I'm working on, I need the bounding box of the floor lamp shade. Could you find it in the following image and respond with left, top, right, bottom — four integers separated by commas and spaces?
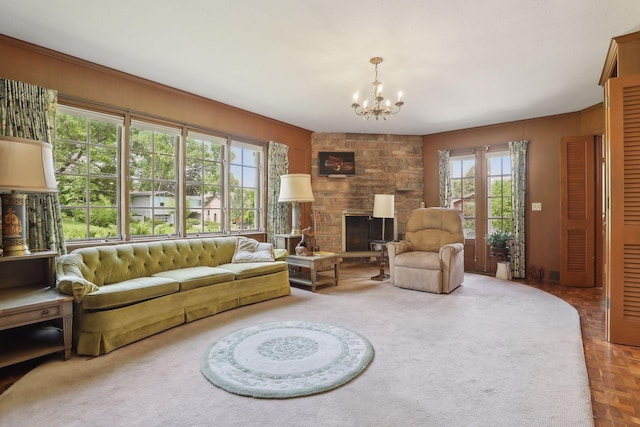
0, 136, 59, 256
371, 194, 394, 281
373, 194, 394, 219
278, 174, 315, 235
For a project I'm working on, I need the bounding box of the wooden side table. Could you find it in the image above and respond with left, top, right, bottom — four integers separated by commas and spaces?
286, 253, 340, 292
0, 251, 73, 368
0, 286, 73, 368
274, 234, 302, 255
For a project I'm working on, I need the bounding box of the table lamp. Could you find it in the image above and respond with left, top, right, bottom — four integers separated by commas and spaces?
371, 194, 394, 281
0, 136, 59, 256
278, 174, 314, 235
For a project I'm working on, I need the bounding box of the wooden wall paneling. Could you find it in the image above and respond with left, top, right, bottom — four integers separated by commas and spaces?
424, 114, 582, 281
579, 103, 605, 136
0, 35, 313, 154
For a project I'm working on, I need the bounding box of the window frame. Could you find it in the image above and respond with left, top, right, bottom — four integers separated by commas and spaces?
55, 105, 124, 240
128, 119, 181, 238
55, 104, 268, 243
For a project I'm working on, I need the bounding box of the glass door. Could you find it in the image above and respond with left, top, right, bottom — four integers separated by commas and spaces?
450, 148, 511, 273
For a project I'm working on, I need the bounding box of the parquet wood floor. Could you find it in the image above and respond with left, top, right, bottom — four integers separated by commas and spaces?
1, 273, 639, 426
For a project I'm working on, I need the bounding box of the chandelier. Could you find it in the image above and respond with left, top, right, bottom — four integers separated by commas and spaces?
351, 57, 404, 121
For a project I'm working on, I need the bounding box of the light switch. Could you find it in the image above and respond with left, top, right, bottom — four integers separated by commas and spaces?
532, 202, 542, 211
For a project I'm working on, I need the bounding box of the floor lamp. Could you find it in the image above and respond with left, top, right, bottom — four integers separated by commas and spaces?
0, 136, 59, 256
371, 194, 394, 281
278, 174, 315, 236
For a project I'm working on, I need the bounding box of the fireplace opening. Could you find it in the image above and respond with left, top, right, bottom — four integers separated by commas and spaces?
342, 212, 395, 252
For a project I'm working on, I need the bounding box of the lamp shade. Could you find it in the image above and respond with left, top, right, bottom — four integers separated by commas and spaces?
278, 174, 315, 202
0, 136, 58, 193
373, 194, 394, 218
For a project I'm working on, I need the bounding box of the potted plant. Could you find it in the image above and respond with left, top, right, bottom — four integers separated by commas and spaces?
486, 230, 514, 256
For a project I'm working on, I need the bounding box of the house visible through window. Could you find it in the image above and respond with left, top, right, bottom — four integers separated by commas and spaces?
185, 132, 224, 235
129, 120, 180, 237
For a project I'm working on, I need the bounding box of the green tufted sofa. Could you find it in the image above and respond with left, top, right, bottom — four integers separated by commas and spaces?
55, 236, 290, 356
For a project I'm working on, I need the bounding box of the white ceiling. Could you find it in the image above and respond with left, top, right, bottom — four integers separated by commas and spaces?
1, 1, 640, 135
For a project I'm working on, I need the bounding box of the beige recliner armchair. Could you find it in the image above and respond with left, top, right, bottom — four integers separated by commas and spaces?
387, 207, 465, 294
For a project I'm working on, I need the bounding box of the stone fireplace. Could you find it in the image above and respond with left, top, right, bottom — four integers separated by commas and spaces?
310, 132, 424, 255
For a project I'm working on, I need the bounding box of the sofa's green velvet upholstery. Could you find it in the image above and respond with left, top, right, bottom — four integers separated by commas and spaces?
81, 276, 179, 310
153, 267, 236, 291
56, 237, 290, 356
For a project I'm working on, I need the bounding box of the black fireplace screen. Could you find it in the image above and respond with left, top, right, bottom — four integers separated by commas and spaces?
344, 215, 394, 251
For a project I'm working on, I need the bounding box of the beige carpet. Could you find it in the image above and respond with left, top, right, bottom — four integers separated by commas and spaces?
0, 265, 594, 427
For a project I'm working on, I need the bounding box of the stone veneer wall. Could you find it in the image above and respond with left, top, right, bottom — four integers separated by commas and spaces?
310, 133, 425, 254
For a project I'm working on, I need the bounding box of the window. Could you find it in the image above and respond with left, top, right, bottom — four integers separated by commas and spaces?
450, 155, 476, 238
54, 105, 266, 241
185, 132, 224, 235
229, 141, 261, 231
129, 120, 180, 237
55, 106, 122, 240
486, 153, 512, 235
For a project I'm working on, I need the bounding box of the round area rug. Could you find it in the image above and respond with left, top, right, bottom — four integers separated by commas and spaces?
200, 320, 374, 398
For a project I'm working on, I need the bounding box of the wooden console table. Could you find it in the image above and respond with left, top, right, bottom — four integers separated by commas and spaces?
0, 251, 73, 368
286, 253, 340, 292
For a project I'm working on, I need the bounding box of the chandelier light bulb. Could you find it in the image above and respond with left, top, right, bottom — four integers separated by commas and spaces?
351, 56, 404, 121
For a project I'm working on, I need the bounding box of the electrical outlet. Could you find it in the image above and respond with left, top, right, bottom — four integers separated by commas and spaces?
532, 202, 542, 211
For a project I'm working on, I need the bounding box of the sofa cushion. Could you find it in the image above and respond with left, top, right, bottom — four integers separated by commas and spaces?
231, 239, 275, 263
394, 251, 441, 270
81, 277, 180, 310
218, 261, 288, 280
153, 266, 236, 291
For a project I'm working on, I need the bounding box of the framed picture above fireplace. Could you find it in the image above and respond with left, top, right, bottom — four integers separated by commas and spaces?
318, 152, 355, 176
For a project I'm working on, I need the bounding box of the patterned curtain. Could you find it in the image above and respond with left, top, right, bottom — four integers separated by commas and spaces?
509, 140, 528, 278
438, 149, 451, 207
0, 79, 66, 254
266, 141, 289, 244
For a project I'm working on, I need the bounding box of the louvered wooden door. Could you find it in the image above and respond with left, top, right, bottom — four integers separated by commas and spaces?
561, 136, 595, 286
606, 74, 640, 346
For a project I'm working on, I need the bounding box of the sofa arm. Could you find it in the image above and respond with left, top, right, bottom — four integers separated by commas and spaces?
439, 242, 464, 259
387, 242, 412, 287
387, 241, 412, 257
439, 243, 465, 293
57, 275, 100, 303
273, 248, 289, 261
